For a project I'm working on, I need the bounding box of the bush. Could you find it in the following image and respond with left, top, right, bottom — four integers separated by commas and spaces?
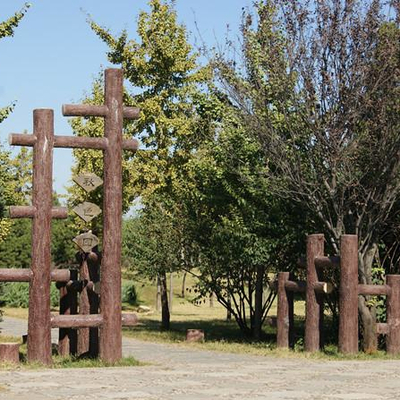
0, 282, 59, 308
122, 283, 138, 306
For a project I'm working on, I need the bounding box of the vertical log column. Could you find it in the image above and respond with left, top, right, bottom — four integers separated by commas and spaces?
29, 109, 54, 364
9, 110, 68, 365
58, 269, 78, 356
62, 68, 139, 363
101, 69, 124, 362
386, 275, 400, 355
277, 272, 293, 348
305, 234, 324, 352
339, 235, 359, 354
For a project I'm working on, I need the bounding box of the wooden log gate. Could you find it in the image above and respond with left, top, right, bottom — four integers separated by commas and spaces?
276, 233, 400, 355
3, 69, 139, 365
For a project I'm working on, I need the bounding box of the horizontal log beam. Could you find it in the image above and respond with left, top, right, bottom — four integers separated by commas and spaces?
283, 280, 333, 294
377, 322, 389, 335
51, 314, 103, 328
314, 281, 334, 294
54, 136, 107, 150
50, 313, 138, 328
8, 133, 36, 147
285, 280, 306, 293
314, 256, 340, 269
0, 269, 70, 282
62, 104, 108, 117
9, 206, 68, 219
298, 256, 340, 269
62, 105, 140, 120
358, 284, 390, 296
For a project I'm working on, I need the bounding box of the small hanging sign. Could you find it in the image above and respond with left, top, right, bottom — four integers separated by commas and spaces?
73, 201, 102, 223
73, 172, 103, 193
72, 231, 99, 253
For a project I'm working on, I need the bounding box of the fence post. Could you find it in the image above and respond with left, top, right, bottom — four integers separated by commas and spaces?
339, 234, 359, 354
305, 234, 325, 351
277, 272, 293, 348
386, 275, 400, 354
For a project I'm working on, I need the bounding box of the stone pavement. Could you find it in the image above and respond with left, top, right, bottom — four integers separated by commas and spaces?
1, 316, 400, 399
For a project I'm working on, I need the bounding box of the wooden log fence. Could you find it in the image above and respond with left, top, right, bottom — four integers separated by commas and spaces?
277, 233, 400, 355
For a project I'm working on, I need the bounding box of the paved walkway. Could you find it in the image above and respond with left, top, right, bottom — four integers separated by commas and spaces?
1, 316, 400, 399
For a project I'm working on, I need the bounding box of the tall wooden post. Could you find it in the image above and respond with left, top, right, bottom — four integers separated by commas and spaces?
386, 275, 400, 354
339, 235, 359, 354
277, 272, 293, 348
305, 234, 325, 352
9, 109, 68, 365
29, 109, 53, 364
62, 68, 140, 362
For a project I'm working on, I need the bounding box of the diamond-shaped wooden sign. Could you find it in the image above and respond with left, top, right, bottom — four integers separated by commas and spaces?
73, 231, 99, 253
73, 202, 102, 223
73, 173, 103, 193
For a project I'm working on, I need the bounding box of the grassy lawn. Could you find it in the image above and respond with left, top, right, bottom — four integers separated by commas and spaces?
1, 273, 397, 360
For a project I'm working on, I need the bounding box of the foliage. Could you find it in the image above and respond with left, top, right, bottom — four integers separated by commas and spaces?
0, 282, 59, 308
121, 282, 139, 306
212, 0, 400, 351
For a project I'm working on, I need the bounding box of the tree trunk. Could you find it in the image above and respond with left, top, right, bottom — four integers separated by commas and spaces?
226, 293, 232, 321
253, 265, 264, 340
169, 272, 173, 313
159, 272, 170, 330
181, 271, 187, 298
156, 277, 161, 311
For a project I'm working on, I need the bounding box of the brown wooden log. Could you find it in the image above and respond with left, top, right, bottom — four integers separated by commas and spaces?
122, 139, 139, 151
284, 280, 306, 293
386, 275, 400, 354
277, 272, 293, 348
358, 284, 390, 296
27, 109, 54, 365
377, 322, 390, 335
58, 274, 78, 357
8, 133, 36, 146
122, 106, 140, 119
62, 104, 108, 117
51, 313, 138, 328
305, 234, 325, 352
314, 256, 340, 269
99, 69, 124, 363
122, 313, 139, 326
0, 343, 20, 364
77, 254, 90, 356
339, 235, 359, 354
0, 268, 70, 282
9, 206, 67, 219
186, 329, 205, 342
54, 135, 107, 150
51, 314, 103, 328
314, 282, 334, 294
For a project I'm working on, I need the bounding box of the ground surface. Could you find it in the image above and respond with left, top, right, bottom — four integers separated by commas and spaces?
1, 316, 400, 399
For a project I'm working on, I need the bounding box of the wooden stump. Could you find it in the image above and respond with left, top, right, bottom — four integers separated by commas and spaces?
0, 343, 20, 363
186, 329, 205, 342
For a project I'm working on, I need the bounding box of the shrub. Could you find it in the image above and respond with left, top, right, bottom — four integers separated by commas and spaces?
122, 283, 138, 306
0, 282, 59, 308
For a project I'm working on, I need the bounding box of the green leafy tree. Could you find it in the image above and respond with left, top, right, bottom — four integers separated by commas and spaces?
69, 0, 213, 329
213, 0, 400, 351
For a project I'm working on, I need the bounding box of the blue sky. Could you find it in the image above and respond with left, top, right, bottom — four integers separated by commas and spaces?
0, 0, 252, 195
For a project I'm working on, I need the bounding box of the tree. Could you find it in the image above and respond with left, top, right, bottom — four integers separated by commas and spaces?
81, 0, 213, 329
181, 110, 308, 338
213, 0, 400, 351
0, 3, 30, 242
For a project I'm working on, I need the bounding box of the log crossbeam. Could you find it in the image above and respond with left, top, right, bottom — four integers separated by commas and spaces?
51, 313, 138, 328
0, 269, 70, 282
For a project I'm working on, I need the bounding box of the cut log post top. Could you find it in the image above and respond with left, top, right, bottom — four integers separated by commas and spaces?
271, 278, 334, 294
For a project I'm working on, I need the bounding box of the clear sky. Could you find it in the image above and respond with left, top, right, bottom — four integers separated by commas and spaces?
0, 0, 251, 195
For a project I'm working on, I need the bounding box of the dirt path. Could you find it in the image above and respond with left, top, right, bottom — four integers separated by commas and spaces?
1, 316, 400, 399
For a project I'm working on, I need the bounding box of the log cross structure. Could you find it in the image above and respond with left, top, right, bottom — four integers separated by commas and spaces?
276, 234, 335, 351
9, 68, 139, 364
